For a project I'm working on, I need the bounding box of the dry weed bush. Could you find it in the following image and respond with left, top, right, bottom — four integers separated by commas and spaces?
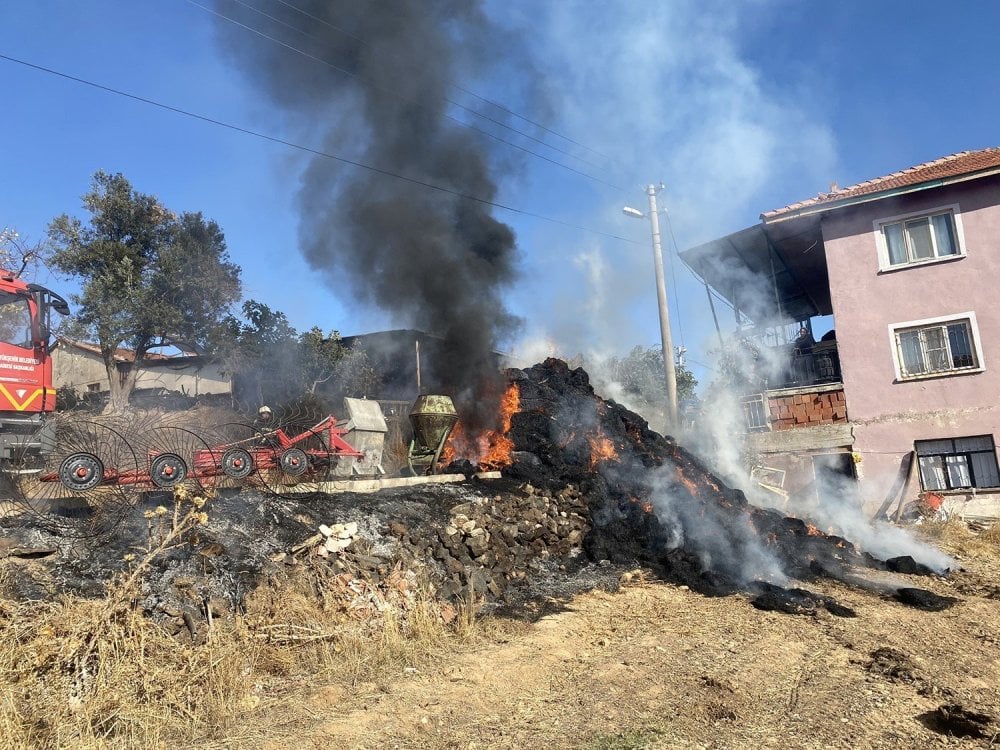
917, 517, 999, 557
0, 486, 485, 749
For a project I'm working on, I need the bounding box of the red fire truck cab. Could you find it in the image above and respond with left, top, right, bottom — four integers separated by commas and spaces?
0, 272, 69, 460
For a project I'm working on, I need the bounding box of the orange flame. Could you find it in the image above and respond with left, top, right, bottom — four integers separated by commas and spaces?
441, 383, 520, 470
674, 466, 701, 497
587, 432, 619, 468
626, 495, 654, 514
805, 523, 823, 537
439, 423, 462, 465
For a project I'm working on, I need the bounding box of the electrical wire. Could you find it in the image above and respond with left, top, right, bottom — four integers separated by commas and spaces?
270, 0, 611, 163
660, 206, 686, 347
0, 52, 641, 246
191, 0, 625, 192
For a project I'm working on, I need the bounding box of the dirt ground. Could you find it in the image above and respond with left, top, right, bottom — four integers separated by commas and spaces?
236, 540, 999, 750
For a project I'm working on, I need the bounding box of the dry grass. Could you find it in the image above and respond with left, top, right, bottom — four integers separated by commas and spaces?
0, 488, 484, 750
915, 517, 1000, 557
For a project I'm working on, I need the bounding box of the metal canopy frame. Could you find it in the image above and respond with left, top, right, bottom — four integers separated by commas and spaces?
680, 216, 832, 328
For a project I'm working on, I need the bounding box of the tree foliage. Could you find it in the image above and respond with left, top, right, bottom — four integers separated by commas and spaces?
0, 227, 52, 279
215, 300, 299, 408
606, 345, 697, 402
598, 345, 698, 430
217, 301, 378, 414
48, 171, 241, 411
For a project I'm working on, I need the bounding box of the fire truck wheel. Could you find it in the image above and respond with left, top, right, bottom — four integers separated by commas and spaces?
150, 453, 188, 488
221, 448, 254, 479
279, 448, 308, 477
58, 452, 104, 492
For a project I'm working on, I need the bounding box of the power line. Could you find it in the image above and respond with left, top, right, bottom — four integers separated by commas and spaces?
191, 0, 624, 192
0, 52, 641, 246
270, 0, 611, 164
661, 206, 686, 347
657, 207, 736, 315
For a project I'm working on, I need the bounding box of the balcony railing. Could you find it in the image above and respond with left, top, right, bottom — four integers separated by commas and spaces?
770, 341, 841, 390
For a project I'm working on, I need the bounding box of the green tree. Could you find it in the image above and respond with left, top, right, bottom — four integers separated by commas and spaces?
599, 345, 697, 428
217, 306, 380, 412
48, 171, 241, 412
608, 345, 696, 400
299, 327, 347, 395
216, 300, 299, 408
300, 328, 379, 401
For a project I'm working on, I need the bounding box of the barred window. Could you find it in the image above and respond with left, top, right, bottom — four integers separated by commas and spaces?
741, 394, 769, 432
891, 315, 982, 379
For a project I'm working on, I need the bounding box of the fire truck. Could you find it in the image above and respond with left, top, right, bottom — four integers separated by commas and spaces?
0, 271, 69, 463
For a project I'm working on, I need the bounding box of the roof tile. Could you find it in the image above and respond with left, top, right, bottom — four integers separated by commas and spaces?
763, 147, 1000, 219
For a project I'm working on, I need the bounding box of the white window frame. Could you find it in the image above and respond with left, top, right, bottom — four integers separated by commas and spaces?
887, 311, 985, 381
741, 394, 770, 432
873, 203, 967, 272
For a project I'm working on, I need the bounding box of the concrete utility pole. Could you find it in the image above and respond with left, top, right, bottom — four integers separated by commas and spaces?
624, 184, 678, 429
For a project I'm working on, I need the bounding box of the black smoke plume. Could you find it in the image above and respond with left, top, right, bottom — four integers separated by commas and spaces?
216, 0, 523, 427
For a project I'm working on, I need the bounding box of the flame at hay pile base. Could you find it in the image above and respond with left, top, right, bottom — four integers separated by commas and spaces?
442, 383, 520, 470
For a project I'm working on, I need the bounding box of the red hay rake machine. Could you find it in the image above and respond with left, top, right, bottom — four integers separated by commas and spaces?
49, 416, 367, 492
11, 398, 389, 510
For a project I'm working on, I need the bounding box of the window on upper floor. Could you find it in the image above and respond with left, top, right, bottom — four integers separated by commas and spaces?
875, 206, 965, 271
915, 435, 1000, 490
890, 313, 984, 380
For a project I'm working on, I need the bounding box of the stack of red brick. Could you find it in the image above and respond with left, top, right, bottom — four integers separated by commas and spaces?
768, 388, 848, 430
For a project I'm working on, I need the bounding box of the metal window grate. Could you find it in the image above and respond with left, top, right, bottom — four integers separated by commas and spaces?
742, 394, 770, 432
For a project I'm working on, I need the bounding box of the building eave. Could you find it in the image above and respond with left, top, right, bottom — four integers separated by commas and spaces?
762, 165, 1000, 224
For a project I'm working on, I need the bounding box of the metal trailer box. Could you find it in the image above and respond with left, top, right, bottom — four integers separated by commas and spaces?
332, 397, 387, 477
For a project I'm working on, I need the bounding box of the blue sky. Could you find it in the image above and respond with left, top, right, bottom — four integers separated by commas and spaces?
1, 1, 998, 385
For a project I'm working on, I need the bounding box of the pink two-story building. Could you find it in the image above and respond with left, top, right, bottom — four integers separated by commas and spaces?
682, 148, 1000, 520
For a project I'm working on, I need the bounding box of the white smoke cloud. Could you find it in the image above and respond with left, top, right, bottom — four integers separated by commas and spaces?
494, 0, 838, 403
646, 463, 789, 585
780, 468, 956, 573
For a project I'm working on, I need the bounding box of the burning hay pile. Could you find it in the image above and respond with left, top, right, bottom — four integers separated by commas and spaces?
503, 358, 957, 615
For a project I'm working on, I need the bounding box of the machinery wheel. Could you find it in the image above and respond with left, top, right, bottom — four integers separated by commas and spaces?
279, 448, 308, 477
131, 422, 218, 492
10, 417, 139, 538
150, 453, 188, 488
58, 452, 105, 492
221, 448, 254, 479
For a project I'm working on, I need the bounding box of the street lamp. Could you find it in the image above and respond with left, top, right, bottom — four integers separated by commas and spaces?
623, 184, 679, 430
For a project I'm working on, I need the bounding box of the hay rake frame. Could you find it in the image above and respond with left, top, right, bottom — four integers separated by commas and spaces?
38, 415, 369, 494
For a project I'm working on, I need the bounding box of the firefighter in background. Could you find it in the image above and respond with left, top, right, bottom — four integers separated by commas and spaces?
254, 405, 276, 445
